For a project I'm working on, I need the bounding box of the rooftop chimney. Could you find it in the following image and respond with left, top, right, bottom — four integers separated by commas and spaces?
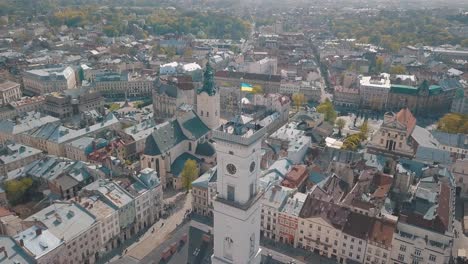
19, 239, 24, 247
36, 228, 42, 236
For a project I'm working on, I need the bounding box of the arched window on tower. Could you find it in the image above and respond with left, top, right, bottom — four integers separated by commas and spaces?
156, 158, 160, 173
200, 110, 203, 116
207, 112, 209, 117
189, 142, 192, 152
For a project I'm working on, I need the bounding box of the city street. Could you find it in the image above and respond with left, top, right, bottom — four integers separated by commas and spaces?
125, 191, 192, 261
452, 198, 468, 258
140, 223, 189, 264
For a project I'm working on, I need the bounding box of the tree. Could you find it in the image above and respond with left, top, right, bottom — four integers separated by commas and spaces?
252, 85, 263, 94
462, 39, 468, 48
359, 120, 369, 140
316, 99, 337, 124
108, 103, 120, 112
181, 159, 199, 192
336, 118, 346, 137
342, 134, 362, 150
375, 57, 384, 73
390, 65, 406, 74
437, 113, 468, 134
292, 93, 306, 112
4, 178, 33, 205
183, 48, 193, 58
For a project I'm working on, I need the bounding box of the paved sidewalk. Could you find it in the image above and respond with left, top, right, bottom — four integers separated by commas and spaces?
126, 191, 192, 260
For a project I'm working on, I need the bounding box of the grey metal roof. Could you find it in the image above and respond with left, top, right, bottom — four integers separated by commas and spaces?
26, 202, 96, 243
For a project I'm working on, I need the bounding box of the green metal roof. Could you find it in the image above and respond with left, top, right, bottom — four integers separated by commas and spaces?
181, 115, 210, 139
390, 84, 418, 95
390, 84, 442, 96
195, 141, 215, 156
171, 153, 201, 177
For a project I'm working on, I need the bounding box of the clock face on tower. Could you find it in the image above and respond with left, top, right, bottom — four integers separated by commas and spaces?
249, 161, 256, 173
226, 163, 237, 175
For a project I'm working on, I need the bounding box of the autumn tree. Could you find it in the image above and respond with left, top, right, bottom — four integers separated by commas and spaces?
390, 65, 406, 74
359, 120, 370, 140
181, 159, 199, 192
317, 99, 337, 124
292, 93, 306, 112
252, 85, 263, 94
4, 178, 34, 205
336, 118, 346, 137
375, 57, 384, 73
437, 113, 468, 134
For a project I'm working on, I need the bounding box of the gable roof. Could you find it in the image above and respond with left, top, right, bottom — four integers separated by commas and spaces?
396, 108, 416, 134
178, 111, 210, 139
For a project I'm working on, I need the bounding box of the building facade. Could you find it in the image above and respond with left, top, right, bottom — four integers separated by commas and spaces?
0, 79, 21, 106
23, 67, 76, 95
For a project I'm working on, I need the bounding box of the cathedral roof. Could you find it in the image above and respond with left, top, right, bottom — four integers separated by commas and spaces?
143, 120, 187, 156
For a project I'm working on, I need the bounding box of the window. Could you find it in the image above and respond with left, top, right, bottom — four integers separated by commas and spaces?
349, 252, 352, 257
400, 245, 406, 252
414, 249, 421, 256
249, 183, 254, 199
429, 255, 436, 262
398, 254, 405, 262
227, 185, 235, 201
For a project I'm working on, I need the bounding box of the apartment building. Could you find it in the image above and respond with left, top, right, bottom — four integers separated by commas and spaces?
26, 202, 101, 264
192, 166, 217, 217
0, 79, 21, 106
23, 66, 76, 95
43, 87, 104, 119
359, 73, 391, 110
0, 142, 42, 176
92, 71, 155, 98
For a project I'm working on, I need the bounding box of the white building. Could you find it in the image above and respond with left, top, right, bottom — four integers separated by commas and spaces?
211, 116, 264, 264
268, 122, 311, 164
390, 178, 454, 264
13, 225, 64, 264
26, 201, 101, 264
159, 62, 179, 75
238, 57, 278, 75
78, 196, 120, 252
359, 73, 391, 110
23, 66, 76, 96
0, 142, 42, 176
128, 168, 163, 232
0, 79, 21, 106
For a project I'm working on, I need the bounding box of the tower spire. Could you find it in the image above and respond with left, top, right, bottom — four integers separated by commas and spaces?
197, 62, 217, 96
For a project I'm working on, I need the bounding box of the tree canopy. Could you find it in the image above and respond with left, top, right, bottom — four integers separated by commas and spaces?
292, 93, 306, 112
330, 10, 465, 48
4, 177, 34, 205
181, 159, 199, 192
437, 113, 468, 134
317, 99, 337, 124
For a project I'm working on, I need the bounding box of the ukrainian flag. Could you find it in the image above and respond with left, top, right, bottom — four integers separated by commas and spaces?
241, 82, 254, 92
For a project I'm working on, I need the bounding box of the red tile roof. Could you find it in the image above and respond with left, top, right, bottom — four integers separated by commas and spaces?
0, 207, 14, 217
369, 219, 396, 247
396, 108, 416, 134
281, 165, 308, 189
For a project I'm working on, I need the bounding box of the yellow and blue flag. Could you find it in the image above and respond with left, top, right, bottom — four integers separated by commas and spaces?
241, 82, 254, 92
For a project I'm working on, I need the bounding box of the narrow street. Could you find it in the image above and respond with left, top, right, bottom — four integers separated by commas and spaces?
124, 191, 192, 261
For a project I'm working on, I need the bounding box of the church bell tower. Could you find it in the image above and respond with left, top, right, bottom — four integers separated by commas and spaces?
196, 63, 220, 130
